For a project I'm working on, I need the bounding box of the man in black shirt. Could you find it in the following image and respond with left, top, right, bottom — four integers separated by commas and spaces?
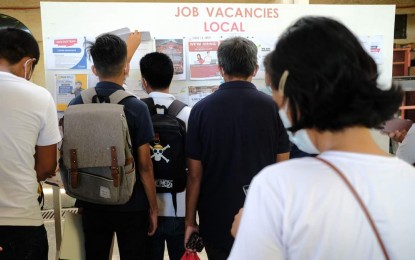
185, 37, 290, 260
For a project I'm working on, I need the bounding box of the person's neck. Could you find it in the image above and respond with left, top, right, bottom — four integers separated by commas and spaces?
147, 86, 170, 94
0, 61, 16, 76
309, 126, 389, 156
98, 75, 124, 86
223, 75, 253, 83
0, 58, 25, 78
153, 89, 169, 94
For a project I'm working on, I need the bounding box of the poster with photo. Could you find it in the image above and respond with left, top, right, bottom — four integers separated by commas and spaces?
156, 39, 186, 81
56, 74, 87, 111
188, 85, 219, 107
188, 39, 220, 80
46, 37, 88, 70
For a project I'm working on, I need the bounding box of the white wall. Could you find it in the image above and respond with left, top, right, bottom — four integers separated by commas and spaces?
41, 2, 395, 151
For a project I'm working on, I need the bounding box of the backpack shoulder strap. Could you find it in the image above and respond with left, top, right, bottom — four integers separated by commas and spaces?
109, 90, 134, 104
168, 100, 187, 117
80, 88, 98, 104
141, 97, 157, 115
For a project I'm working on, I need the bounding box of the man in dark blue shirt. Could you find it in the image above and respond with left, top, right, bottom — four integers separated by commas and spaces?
185, 37, 290, 259
69, 33, 157, 259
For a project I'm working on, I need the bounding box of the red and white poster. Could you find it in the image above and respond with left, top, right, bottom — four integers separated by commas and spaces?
188, 39, 220, 80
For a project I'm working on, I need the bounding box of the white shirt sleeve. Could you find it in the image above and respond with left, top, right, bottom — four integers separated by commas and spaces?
229, 168, 284, 260
37, 96, 62, 146
396, 124, 415, 165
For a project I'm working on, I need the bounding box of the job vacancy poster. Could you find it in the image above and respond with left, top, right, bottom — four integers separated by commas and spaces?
41, 3, 394, 108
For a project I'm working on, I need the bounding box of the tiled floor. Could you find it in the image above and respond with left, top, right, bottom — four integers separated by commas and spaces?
45, 219, 208, 260
43, 185, 208, 260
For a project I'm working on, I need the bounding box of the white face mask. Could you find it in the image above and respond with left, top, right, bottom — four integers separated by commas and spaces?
278, 103, 320, 154
23, 58, 36, 80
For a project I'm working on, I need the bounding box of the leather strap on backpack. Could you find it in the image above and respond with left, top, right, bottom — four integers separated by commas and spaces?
110, 146, 120, 187
70, 149, 79, 188
315, 157, 390, 260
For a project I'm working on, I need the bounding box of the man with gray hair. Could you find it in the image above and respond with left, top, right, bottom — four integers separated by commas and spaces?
185, 37, 290, 259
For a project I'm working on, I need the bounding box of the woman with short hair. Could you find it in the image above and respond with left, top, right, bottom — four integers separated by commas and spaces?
229, 16, 415, 260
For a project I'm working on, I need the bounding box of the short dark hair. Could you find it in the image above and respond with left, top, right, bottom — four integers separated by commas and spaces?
267, 16, 403, 132
0, 28, 39, 67
218, 37, 257, 78
87, 34, 127, 78
139, 52, 174, 90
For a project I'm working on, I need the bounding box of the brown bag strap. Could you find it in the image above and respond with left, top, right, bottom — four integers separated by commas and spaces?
70, 149, 79, 189
315, 157, 390, 260
110, 146, 120, 187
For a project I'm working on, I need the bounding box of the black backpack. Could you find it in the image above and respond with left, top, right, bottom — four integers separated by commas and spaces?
142, 98, 187, 212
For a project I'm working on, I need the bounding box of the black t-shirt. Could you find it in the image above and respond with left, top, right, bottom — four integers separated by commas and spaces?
70, 81, 154, 212
186, 81, 290, 250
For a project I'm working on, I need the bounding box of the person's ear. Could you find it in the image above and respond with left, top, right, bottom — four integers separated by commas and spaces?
141, 77, 148, 90
124, 63, 130, 76
252, 65, 259, 77
91, 65, 98, 76
218, 67, 224, 77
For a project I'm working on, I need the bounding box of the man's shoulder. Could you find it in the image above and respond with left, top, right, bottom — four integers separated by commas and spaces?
177, 105, 191, 123
121, 97, 151, 124
181, 105, 192, 114
247, 89, 277, 108
119, 95, 146, 110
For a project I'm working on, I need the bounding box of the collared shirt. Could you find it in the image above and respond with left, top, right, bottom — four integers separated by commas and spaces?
70, 81, 154, 211
186, 80, 290, 250
147, 91, 191, 217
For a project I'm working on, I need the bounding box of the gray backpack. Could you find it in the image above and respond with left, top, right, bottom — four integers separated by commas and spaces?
59, 88, 136, 205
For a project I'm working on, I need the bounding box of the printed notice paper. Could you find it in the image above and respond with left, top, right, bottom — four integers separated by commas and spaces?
56, 74, 87, 111
46, 37, 88, 70
156, 39, 186, 81
188, 38, 220, 80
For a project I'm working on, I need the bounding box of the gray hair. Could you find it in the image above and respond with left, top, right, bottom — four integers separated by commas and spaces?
217, 37, 258, 78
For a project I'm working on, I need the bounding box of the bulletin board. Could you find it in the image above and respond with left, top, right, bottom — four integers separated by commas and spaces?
40, 2, 395, 111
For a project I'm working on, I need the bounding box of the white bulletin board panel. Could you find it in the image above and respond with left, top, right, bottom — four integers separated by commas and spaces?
40, 2, 395, 110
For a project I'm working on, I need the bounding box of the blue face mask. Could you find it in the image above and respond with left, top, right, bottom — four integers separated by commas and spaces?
278, 103, 320, 154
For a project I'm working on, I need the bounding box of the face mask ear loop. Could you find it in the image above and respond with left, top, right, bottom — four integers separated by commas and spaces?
278, 70, 290, 110
278, 70, 289, 97
24, 58, 36, 80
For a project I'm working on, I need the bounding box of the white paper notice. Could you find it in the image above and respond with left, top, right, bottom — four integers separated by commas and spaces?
46, 37, 88, 70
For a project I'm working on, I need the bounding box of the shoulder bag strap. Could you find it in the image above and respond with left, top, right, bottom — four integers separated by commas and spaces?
109, 90, 134, 104
168, 100, 187, 117
141, 97, 157, 115
80, 88, 98, 104
315, 157, 390, 260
